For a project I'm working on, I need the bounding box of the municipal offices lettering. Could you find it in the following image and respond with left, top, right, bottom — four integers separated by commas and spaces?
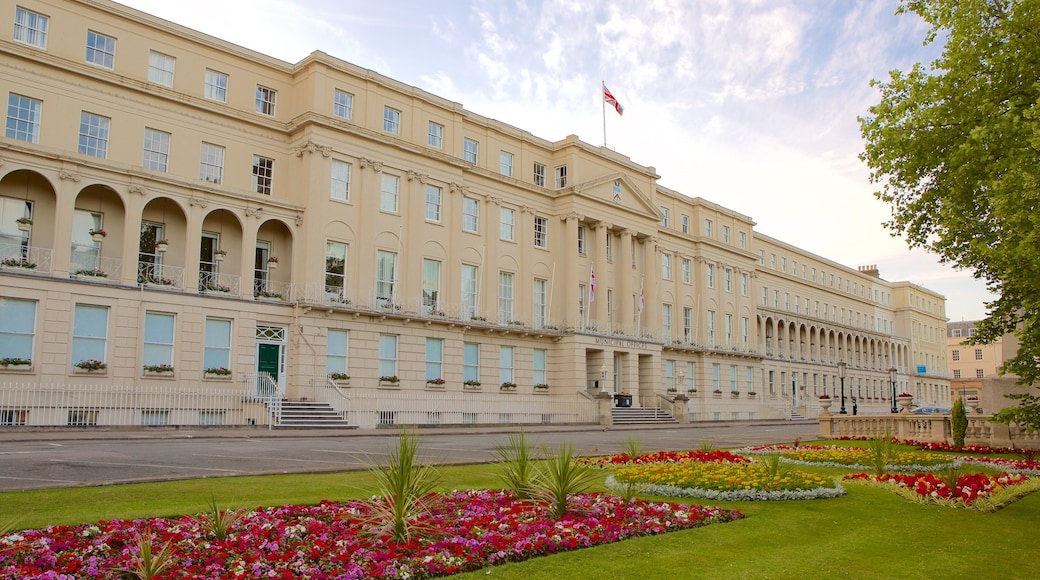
594, 337, 655, 350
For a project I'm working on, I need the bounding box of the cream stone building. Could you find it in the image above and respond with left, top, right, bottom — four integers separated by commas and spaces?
0, 0, 950, 428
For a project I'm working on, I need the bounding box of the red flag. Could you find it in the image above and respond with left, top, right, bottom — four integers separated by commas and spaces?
589, 266, 596, 303
603, 84, 624, 116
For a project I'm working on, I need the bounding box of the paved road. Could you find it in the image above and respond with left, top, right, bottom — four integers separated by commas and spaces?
0, 421, 819, 491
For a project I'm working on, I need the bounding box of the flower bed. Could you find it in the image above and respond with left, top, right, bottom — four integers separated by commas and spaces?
961, 456, 1040, 475
0, 490, 744, 578
579, 450, 750, 467
756, 445, 956, 472
843, 471, 1040, 511
608, 462, 844, 501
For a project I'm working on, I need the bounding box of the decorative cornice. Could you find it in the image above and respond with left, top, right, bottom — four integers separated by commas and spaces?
292, 140, 333, 158
359, 157, 383, 172
59, 170, 81, 182
486, 195, 501, 206
294, 213, 304, 227
406, 170, 428, 183
245, 206, 264, 219
128, 184, 145, 195
560, 212, 584, 222
520, 205, 534, 215
189, 194, 208, 208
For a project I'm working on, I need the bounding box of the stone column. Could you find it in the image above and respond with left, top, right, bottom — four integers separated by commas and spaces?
641, 236, 659, 337
618, 228, 633, 331
592, 222, 610, 330
561, 213, 581, 328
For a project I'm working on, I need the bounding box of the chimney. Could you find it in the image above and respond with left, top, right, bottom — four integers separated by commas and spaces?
858, 264, 880, 278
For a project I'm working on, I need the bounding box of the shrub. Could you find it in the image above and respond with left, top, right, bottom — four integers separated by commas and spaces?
952, 397, 968, 447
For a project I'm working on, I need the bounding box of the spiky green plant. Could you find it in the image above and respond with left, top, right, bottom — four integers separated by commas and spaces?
615, 478, 649, 503
699, 439, 717, 452
941, 464, 961, 492
532, 443, 601, 519
495, 428, 539, 499
952, 397, 968, 447
191, 497, 246, 540
759, 453, 788, 480
365, 429, 442, 543
865, 431, 897, 477
116, 528, 177, 579
623, 436, 645, 461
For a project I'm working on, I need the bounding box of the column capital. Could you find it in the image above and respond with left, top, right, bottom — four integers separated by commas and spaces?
359, 157, 384, 172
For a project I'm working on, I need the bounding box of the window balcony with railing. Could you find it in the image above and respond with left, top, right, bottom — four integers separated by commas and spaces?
199, 269, 240, 295
0, 242, 51, 273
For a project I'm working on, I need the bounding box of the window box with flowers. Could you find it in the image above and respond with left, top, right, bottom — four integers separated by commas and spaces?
255, 289, 284, 301
747, 391, 757, 398
463, 380, 481, 390
203, 283, 231, 294
379, 375, 400, 387
500, 381, 517, 391
16, 217, 32, 232
73, 359, 107, 374
142, 363, 174, 377
328, 372, 350, 386
426, 378, 446, 388
74, 268, 108, 278
204, 367, 232, 380
712, 389, 723, 398
89, 229, 107, 242
267, 256, 279, 270
534, 383, 549, 392
1, 257, 36, 270
213, 249, 228, 261
731, 390, 741, 398
0, 357, 33, 373
153, 239, 169, 253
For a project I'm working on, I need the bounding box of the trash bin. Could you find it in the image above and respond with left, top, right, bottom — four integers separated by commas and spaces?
613, 394, 632, 408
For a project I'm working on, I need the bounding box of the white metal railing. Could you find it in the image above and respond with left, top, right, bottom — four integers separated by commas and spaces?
70, 254, 122, 280
138, 261, 184, 288
254, 279, 292, 301
0, 243, 52, 273
199, 270, 241, 295
0, 381, 268, 427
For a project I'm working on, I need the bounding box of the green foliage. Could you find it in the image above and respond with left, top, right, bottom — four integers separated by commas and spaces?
699, 440, 717, 452
759, 453, 789, 480
532, 443, 600, 519
495, 429, 539, 499
366, 429, 442, 543
991, 391, 1040, 432
865, 432, 897, 477
191, 497, 246, 540
623, 436, 645, 461
951, 398, 968, 447
116, 528, 177, 579
859, 1, 1040, 418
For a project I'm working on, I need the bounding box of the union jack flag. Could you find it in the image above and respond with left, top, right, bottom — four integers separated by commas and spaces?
603, 84, 624, 116
589, 266, 596, 303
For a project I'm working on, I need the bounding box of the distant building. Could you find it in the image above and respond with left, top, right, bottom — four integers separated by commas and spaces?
0, 0, 950, 428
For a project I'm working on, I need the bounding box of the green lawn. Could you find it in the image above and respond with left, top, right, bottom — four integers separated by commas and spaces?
2, 441, 1037, 579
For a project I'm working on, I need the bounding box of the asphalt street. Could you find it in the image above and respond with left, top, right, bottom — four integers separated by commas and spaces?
0, 421, 819, 491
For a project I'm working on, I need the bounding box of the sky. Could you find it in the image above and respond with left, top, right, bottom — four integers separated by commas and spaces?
120, 0, 995, 322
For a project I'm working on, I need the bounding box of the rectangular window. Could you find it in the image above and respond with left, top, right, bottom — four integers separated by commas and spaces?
577, 226, 587, 256
742, 317, 750, 349
199, 142, 224, 184
533, 277, 547, 328
427, 121, 443, 147
0, 298, 36, 361
761, 287, 767, 306
78, 112, 110, 158
142, 128, 170, 172
500, 151, 513, 176
72, 304, 108, 368
660, 207, 669, 227
578, 283, 586, 324
326, 329, 349, 376
463, 342, 480, 383
607, 289, 613, 328
739, 231, 746, 248
704, 219, 713, 237
204, 69, 228, 102
747, 366, 754, 392
706, 263, 715, 288
741, 272, 749, 296
712, 363, 720, 392
533, 163, 546, 186
333, 89, 354, 119
722, 225, 730, 242
426, 338, 443, 381
463, 138, 478, 163
500, 346, 515, 384
707, 310, 716, 347
665, 360, 675, 391
6, 94, 42, 143
14, 7, 48, 48
255, 86, 277, 116
461, 264, 478, 319
730, 365, 738, 392
380, 174, 399, 212
422, 258, 440, 313
683, 307, 693, 343
148, 51, 175, 87
952, 350, 960, 361
378, 334, 398, 377
976, 368, 984, 378
425, 185, 442, 221
661, 253, 671, 280
724, 269, 732, 292
975, 348, 983, 360
376, 250, 396, 306
534, 216, 548, 248
252, 155, 274, 195
782, 257, 787, 272
555, 165, 567, 189
725, 314, 733, 346
533, 349, 547, 386
662, 304, 672, 342
953, 369, 961, 379
85, 30, 115, 68
681, 215, 689, 234
462, 197, 479, 232
330, 159, 351, 201
774, 290, 780, 308
383, 107, 401, 134
605, 233, 613, 261
325, 241, 347, 302
499, 271, 514, 323
500, 207, 515, 241
142, 312, 174, 368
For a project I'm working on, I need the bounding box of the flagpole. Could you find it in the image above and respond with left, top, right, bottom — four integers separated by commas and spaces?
637, 275, 644, 333
601, 80, 607, 147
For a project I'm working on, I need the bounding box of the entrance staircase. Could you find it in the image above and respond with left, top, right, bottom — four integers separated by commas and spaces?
611, 407, 678, 425
272, 400, 355, 429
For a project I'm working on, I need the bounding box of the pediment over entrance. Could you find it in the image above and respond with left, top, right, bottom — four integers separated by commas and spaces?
568, 173, 661, 221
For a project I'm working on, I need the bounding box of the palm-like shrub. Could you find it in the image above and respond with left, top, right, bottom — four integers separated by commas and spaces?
866, 431, 897, 477
532, 443, 600, 519
495, 429, 539, 499
366, 429, 442, 543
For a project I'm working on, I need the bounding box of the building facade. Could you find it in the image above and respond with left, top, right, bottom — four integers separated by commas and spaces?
0, 0, 950, 427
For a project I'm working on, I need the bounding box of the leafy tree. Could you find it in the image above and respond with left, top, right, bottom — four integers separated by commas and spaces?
951, 397, 968, 447
859, 1, 1040, 426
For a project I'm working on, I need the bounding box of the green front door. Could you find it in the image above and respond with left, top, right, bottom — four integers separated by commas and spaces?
257, 343, 280, 397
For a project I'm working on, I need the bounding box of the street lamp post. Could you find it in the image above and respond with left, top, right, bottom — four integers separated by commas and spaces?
838, 360, 848, 415
888, 367, 898, 414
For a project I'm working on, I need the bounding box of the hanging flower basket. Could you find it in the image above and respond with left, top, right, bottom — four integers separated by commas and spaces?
154, 240, 169, 252
267, 257, 279, 270
214, 250, 227, 262
89, 229, 107, 242
16, 217, 32, 232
